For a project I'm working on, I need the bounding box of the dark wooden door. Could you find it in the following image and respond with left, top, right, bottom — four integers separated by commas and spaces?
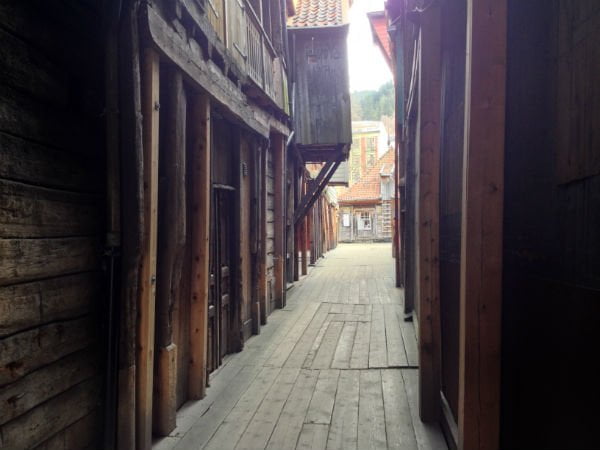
208, 187, 235, 372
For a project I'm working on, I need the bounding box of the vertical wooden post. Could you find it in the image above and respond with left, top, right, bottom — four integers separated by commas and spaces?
137, 47, 160, 450
417, 4, 443, 423
189, 93, 211, 400
273, 134, 286, 307
458, 0, 506, 448
301, 176, 308, 276
259, 143, 268, 323
154, 69, 186, 436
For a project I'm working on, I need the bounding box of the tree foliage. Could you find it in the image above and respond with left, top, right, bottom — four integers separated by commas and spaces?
351, 81, 394, 121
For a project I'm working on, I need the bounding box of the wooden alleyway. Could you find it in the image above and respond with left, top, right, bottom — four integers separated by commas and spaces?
154, 244, 447, 450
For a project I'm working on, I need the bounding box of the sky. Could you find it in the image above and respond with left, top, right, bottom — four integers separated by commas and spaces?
347, 0, 393, 92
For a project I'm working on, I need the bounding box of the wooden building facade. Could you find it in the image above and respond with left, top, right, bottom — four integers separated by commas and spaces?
381, 0, 600, 448
0, 0, 335, 448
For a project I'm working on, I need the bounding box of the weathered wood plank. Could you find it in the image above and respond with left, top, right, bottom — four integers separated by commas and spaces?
297, 423, 329, 450
236, 368, 300, 450
0, 85, 90, 153
189, 92, 211, 400
267, 302, 320, 367
0, 237, 99, 287
0, 27, 68, 105
326, 369, 359, 450
0, 350, 97, 425
0, 272, 99, 337
174, 364, 262, 449
0, 179, 101, 238
369, 304, 387, 368
458, 0, 506, 447
0, 317, 94, 386
381, 369, 418, 450
285, 303, 331, 368
417, 4, 443, 421
204, 367, 281, 450
331, 322, 357, 369
0, 377, 100, 450
349, 319, 371, 370
266, 369, 319, 449
0, 132, 100, 192
311, 321, 343, 369
305, 369, 339, 425
136, 47, 160, 450
154, 69, 187, 437
384, 303, 408, 367
357, 370, 387, 450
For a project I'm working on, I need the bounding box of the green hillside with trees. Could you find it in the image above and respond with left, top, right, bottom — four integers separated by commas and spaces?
351, 81, 394, 121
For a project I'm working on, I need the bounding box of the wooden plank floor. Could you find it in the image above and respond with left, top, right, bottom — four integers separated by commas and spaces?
154, 243, 447, 450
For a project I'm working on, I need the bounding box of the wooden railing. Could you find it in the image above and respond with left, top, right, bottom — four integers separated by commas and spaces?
246, 11, 264, 87
199, 0, 288, 113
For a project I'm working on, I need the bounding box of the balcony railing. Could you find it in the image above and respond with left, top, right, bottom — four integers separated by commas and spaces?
199, 0, 288, 112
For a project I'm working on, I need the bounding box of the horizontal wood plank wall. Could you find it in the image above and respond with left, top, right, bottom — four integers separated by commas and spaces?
417, 4, 443, 423
0, 2, 105, 448
458, 0, 506, 448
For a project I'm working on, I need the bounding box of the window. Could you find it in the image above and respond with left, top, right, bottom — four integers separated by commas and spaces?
357, 212, 372, 230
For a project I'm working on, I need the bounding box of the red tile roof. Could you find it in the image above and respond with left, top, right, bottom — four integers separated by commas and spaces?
288, 0, 348, 28
367, 11, 392, 69
338, 149, 395, 204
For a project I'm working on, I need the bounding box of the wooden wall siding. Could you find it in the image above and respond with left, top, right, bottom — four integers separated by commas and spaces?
292, 29, 352, 146
439, 0, 466, 424
556, 0, 600, 183
0, 1, 104, 448
501, 1, 600, 448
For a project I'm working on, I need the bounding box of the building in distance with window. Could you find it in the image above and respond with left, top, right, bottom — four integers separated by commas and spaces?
337, 149, 395, 242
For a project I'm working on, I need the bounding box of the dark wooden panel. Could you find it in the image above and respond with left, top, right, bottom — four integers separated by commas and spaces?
0, 132, 101, 192
502, 1, 600, 447
0, 272, 100, 337
0, 350, 98, 425
0, 316, 95, 386
0, 27, 68, 106
0, 377, 100, 450
0, 237, 100, 286
0, 180, 101, 238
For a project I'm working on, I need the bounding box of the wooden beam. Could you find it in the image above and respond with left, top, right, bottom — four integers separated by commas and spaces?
417, 4, 443, 423
189, 93, 211, 400
301, 176, 308, 276
137, 47, 160, 450
294, 150, 344, 225
273, 133, 286, 308
259, 143, 268, 324
458, 0, 506, 448
154, 69, 186, 436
